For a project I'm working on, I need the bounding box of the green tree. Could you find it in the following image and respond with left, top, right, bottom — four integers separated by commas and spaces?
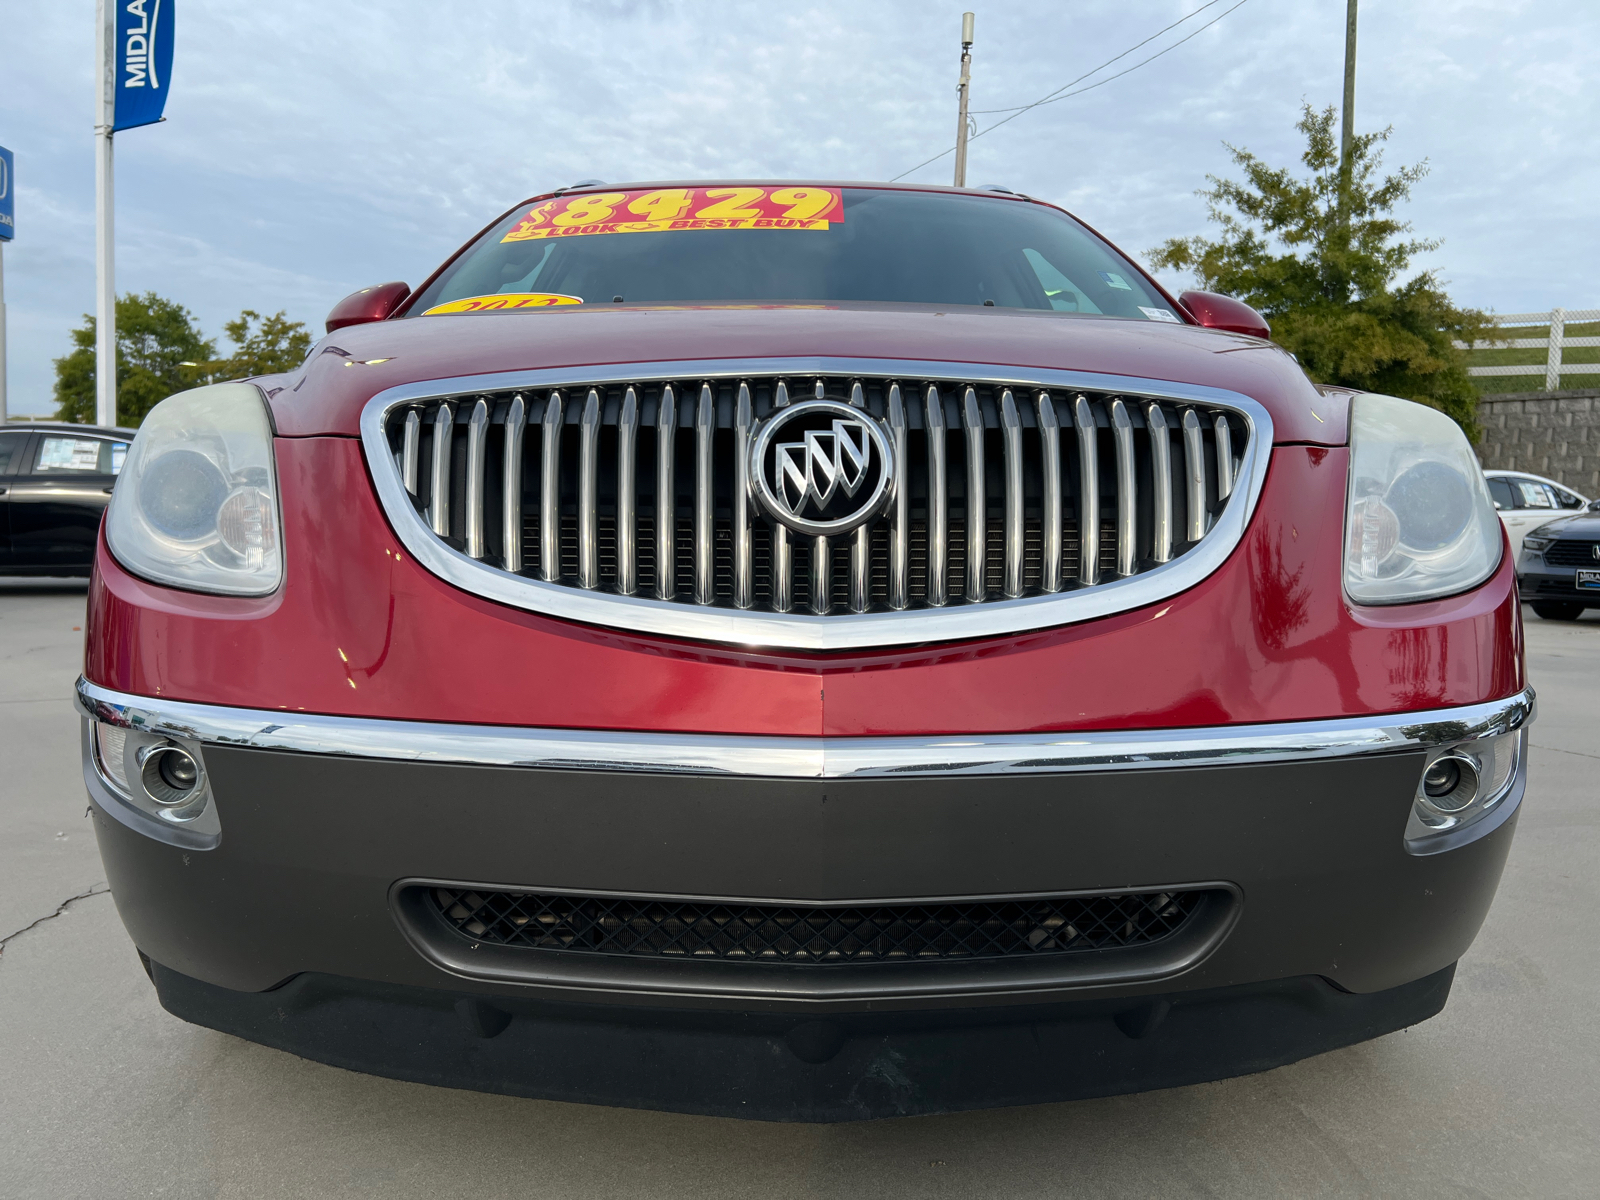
1149, 104, 1489, 440
53, 292, 216, 427
211, 309, 313, 380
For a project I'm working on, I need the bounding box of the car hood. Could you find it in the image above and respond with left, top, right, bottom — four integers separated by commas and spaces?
1532, 513, 1600, 537
263, 302, 1347, 444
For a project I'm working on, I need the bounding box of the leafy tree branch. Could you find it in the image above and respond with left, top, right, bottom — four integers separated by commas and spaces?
1150, 104, 1491, 439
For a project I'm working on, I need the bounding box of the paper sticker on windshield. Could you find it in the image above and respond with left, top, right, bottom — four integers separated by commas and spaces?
422, 293, 583, 315
1139, 306, 1182, 324
1099, 271, 1133, 291
502, 187, 845, 242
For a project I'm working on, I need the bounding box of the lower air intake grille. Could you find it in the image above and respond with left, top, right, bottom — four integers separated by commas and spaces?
423, 886, 1213, 964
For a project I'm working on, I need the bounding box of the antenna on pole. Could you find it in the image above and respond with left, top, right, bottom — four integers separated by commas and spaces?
953, 12, 975, 188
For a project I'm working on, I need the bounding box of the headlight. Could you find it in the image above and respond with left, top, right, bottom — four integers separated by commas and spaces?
1521, 535, 1553, 555
1343, 394, 1502, 604
105, 383, 282, 595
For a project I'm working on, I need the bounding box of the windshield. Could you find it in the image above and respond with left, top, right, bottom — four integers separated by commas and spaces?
408, 186, 1181, 321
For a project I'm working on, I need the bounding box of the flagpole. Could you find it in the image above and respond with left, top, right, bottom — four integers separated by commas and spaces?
0, 240, 9, 424
95, 0, 116, 428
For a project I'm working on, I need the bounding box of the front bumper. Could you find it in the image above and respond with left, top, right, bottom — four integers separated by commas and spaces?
79, 679, 1531, 1117
1519, 562, 1600, 605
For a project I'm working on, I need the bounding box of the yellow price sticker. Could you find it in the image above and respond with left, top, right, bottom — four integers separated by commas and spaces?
422, 293, 583, 315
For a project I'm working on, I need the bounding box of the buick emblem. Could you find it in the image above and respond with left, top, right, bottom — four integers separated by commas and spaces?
750, 399, 894, 537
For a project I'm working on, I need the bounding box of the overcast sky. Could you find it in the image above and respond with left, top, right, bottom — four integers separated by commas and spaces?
1, 0, 1596, 415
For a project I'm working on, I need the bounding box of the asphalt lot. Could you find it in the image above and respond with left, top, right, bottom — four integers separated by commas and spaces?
0, 577, 1595, 1199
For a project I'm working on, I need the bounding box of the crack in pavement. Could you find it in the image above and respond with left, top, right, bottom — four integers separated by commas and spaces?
0, 884, 111, 963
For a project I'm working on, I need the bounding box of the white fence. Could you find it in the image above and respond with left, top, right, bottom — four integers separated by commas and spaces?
1456, 307, 1600, 391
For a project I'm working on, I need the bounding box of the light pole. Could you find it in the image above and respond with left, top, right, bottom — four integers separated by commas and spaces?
953, 12, 975, 188
95, 0, 117, 428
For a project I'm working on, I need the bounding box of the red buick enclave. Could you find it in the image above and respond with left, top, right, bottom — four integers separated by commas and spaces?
78, 182, 1530, 1121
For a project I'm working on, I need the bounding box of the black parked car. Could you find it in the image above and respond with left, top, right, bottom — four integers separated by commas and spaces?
0, 423, 136, 577
1518, 504, 1600, 619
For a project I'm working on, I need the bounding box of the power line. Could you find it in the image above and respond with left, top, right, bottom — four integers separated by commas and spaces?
968, 0, 1226, 116
890, 0, 1254, 183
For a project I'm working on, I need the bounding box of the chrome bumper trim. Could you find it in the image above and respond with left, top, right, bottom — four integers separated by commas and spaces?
358, 357, 1276, 651
76, 678, 1535, 781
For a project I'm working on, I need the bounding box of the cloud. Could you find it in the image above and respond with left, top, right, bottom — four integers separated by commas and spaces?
1, 0, 1596, 413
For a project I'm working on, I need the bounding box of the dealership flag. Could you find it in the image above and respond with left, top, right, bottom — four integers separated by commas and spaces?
112, 0, 175, 133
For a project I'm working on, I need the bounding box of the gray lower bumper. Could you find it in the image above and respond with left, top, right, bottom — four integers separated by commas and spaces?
79, 682, 1532, 1010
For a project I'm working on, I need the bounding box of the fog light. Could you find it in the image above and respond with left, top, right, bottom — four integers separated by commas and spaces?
140, 745, 203, 806
1407, 730, 1521, 849
1417, 752, 1479, 814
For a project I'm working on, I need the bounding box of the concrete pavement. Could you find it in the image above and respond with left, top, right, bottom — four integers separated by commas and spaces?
1, 577, 1595, 1198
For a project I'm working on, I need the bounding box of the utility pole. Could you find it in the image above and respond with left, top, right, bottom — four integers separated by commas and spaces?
95, 0, 117, 428
953, 12, 975, 188
1338, 0, 1358, 222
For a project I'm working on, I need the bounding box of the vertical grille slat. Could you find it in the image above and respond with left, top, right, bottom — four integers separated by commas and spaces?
963, 386, 986, 604
502, 395, 526, 573
770, 379, 794, 612
694, 383, 716, 606
1036, 391, 1063, 594
925, 384, 949, 607
887, 382, 910, 611
1109, 398, 1136, 578
1182, 408, 1207, 543
656, 383, 677, 600
465, 397, 489, 559
848, 381, 870, 613
540, 391, 562, 583
1072, 394, 1099, 587
1147, 402, 1173, 564
811, 534, 831, 615
1214, 413, 1234, 503
429, 402, 454, 538
383, 373, 1253, 623
1000, 389, 1024, 599
616, 386, 638, 595
733, 382, 754, 609
401, 410, 420, 496
578, 388, 601, 589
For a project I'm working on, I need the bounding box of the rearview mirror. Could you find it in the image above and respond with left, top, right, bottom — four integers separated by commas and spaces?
1178, 290, 1271, 340
326, 282, 411, 333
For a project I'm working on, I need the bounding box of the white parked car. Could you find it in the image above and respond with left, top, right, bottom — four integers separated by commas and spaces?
1484, 469, 1591, 564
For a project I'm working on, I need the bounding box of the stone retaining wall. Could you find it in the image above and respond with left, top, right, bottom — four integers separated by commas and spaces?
1474, 389, 1600, 494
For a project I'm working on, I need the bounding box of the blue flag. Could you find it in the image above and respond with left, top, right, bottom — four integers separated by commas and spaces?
112, 0, 175, 133
0, 145, 13, 241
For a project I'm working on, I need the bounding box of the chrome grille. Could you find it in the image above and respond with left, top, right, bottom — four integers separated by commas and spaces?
373, 369, 1256, 629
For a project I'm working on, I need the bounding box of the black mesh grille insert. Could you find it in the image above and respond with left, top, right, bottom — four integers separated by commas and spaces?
1543, 540, 1600, 567
422, 886, 1212, 964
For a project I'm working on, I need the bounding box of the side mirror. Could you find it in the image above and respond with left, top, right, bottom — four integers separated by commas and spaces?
1589, 498, 1600, 512
1179, 290, 1271, 340
326, 282, 411, 333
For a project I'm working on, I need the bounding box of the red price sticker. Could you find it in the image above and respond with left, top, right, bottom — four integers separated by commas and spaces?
502, 187, 844, 243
